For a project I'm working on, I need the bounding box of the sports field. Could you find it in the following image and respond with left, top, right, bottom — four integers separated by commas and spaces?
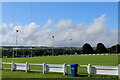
2, 54, 119, 78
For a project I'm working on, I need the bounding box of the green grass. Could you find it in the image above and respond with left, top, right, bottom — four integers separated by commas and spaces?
2, 54, 119, 78
2, 54, 118, 65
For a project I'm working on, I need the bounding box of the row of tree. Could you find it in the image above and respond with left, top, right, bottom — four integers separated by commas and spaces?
2, 43, 120, 58
82, 43, 108, 54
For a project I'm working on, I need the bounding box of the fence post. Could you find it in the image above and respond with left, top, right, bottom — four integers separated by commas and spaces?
63, 63, 66, 75
119, 64, 120, 79
87, 64, 92, 77
0, 62, 2, 70
28, 63, 30, 70
26, 62, 28, 72
65, 64, 68, 73
43, 63, 45, 74
11, 62, 14, 71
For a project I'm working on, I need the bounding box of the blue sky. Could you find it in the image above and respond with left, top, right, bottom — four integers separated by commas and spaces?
2, 2, 118, 29
1, 2, 118, 47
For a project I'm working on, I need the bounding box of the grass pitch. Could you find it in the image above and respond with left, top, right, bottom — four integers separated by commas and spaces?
2, 54, 119, 78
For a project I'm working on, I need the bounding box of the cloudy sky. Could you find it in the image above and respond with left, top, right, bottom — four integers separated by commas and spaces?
1, 2, 118, 47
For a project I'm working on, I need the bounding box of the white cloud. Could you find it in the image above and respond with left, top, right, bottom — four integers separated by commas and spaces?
42, 19, 52, 30
54, 19, 73, 29
86, 14, 107, 35
1, 14, 118, 47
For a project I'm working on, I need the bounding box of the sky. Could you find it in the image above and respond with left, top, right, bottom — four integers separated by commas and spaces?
1, 2, 118, 47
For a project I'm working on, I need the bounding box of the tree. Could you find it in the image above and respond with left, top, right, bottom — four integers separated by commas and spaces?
24, 49, 30, 57
34, 49, 44, 56
75, 49, 82, 54
82, 43, 94, 54
95, 43, 108, 54
108, 44, 120, 53
63, 50, 69, 55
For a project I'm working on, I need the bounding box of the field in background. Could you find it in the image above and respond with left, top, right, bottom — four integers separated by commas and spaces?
2, 54, 118, 65
2, 54, 119, 78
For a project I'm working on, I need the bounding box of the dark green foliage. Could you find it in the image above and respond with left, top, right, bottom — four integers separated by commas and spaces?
75, 49, 82, 54
2, 43, 120, 58
63, 50, 69, 55
95, 43, 108, 54
82, 43, 94, 54
34, 49, 44, 56
108, 44, 120, 53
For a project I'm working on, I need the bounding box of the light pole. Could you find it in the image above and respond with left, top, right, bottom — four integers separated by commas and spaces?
116, 45, 117, 54
52, 36, 54, 56
69, 39, 72, 55
12, 8, 15, 58
30, 2, 33, 57
12, 29, 15, 58
31, 45, 32, 57
16, 29, 19, 57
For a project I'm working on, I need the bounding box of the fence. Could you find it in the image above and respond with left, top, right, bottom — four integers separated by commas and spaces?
0, 62, 67, 75
0, 62, 120, 78
87, 64, 119, 76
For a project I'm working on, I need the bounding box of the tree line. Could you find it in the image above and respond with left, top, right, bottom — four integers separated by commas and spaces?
2, 43, 120, 58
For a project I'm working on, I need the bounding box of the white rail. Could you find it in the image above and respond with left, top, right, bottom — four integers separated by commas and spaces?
87, 64, 119, 76
0, 62, 119, 76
